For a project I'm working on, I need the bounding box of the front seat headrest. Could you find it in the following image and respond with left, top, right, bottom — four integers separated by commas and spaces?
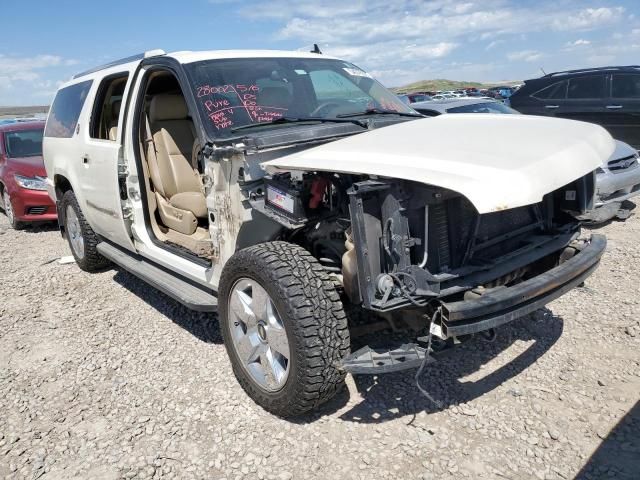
150, 94, 189, 122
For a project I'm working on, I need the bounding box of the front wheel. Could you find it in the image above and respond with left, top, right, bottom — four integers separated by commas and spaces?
219, 241, 350, 417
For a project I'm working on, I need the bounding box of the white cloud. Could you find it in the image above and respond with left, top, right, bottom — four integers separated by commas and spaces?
566, 39, 591, 47
0, 54, 78, 105
227, 0, 634, 88
507, 50, 543, 62
553, 7, 625, 31
243, 1, 368, 20
322, 40, 457, 73
0, 54, 77, 75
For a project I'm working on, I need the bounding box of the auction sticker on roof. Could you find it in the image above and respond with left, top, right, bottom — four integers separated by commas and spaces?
343, 67, 371, 78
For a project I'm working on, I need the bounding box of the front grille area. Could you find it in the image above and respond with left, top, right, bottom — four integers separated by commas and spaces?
608, 155, 638, 172
27, 206, 48, 215
427, 199, 542, 273
429, 204, 451, 270
476, 205, 536, 242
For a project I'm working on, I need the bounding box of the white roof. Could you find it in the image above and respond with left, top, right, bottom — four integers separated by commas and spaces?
65, 49, 341, 85
167, 49, 339, 64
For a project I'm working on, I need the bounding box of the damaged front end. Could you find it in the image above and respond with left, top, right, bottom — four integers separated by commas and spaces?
247, 166, 605, 374
246, 115, 614, 375
341, 174, 605, 373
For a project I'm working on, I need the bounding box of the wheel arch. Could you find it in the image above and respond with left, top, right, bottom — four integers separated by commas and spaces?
54, 173, 74, 233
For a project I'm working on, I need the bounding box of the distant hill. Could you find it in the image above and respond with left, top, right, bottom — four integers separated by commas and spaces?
0, 106, 49, 118
394, 79, 521, 93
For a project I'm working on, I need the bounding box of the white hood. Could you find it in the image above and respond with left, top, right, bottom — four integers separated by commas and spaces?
263, 114, 615, 213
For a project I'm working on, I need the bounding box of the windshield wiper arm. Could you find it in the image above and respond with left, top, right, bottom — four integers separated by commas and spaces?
337, 108, 424, 118
231, 116, 367, 132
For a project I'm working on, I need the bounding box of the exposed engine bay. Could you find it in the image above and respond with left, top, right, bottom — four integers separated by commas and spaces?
247, 167, 596, 323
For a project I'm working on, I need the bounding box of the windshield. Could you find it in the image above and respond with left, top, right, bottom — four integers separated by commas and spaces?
4, 129, 44, 157
446, 102, 518, 114
184, 57, 414, 137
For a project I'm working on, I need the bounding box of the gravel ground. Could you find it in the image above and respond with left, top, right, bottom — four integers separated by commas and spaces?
0, 208, 639, 480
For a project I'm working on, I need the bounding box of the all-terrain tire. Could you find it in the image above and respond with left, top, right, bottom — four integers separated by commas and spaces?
219, 241, 350, 417
61, 190, 110, 272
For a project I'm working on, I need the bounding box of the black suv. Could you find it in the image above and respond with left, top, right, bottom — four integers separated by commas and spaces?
509, 66, 640, 148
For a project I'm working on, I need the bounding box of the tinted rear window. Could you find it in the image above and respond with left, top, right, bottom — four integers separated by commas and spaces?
44, 80, 93, 138
612, 74, 640, 98
567, 76, 605, 99
4, 129, 44, 157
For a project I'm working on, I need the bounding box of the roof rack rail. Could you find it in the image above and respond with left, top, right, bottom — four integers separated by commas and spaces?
72, 49, 166, 79
544, 65, 640, 77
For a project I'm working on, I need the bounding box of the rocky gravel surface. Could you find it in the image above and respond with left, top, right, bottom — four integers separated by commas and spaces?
1, 210, 639, 480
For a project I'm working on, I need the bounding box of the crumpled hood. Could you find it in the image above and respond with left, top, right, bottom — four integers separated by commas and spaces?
263, 114, 615, 213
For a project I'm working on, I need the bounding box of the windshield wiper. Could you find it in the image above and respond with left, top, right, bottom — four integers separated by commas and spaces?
231, 116, 367, 132
337, 108, 424, 118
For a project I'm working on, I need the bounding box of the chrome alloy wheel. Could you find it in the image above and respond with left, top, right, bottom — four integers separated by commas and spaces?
228, 278, 291, 392
65, 205, 84, 259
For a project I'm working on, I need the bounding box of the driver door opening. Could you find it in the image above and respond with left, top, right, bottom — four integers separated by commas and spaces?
136, 69, 212, 260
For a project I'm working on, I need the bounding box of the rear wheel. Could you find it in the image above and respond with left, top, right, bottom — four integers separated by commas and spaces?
61, 190, 110, 271
219, 241, 350, 417
1, 189, 24, 230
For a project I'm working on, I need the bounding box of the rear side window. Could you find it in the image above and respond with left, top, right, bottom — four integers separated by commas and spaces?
90, 74, 129, 140
567, 75, 605, 99
612, 74, 640, 98
44, 80, 93, 138
532, 81, 567, 100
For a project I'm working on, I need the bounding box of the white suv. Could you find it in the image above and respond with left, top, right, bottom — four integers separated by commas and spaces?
44, 49, 609, 416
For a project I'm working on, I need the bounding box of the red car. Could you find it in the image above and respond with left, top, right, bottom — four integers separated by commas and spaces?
0, 121, 57, 229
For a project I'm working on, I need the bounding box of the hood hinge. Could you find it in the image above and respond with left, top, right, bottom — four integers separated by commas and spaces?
203, 142, 247, 162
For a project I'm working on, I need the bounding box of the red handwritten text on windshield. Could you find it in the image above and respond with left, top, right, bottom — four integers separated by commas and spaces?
196, 84, 288, 130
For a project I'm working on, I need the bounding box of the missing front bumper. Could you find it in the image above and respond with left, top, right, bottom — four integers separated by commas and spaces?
438, 234, 606, 338
339, 234, 606, 375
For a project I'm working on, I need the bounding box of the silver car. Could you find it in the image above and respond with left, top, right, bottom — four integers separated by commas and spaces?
582, 140, 640, 223
412, 98, 640, 222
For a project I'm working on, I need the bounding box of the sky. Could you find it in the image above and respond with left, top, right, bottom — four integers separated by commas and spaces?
1, 0, 639, 105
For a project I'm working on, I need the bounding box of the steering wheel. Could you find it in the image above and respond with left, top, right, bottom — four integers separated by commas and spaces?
310, 102, 342, 117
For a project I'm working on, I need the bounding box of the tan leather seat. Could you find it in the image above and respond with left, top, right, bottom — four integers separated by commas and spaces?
147, 94, 206, 235
108, 100, 121, 141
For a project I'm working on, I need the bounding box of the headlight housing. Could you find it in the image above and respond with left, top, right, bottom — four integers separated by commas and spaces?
14, 174, 47, 191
